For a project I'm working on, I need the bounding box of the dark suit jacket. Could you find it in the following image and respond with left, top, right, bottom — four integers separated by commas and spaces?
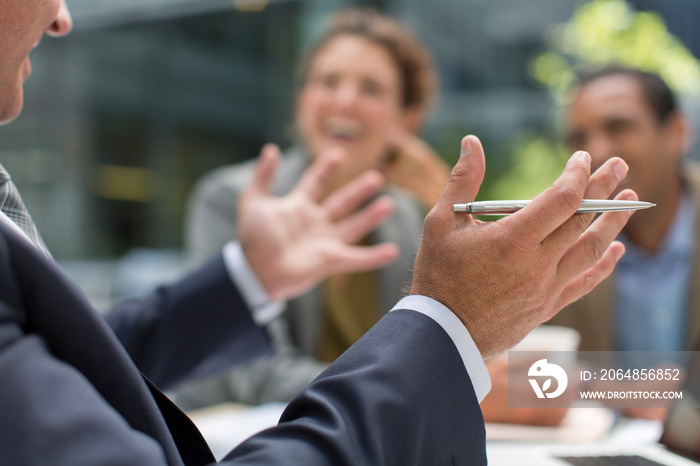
0, 220, 487, 465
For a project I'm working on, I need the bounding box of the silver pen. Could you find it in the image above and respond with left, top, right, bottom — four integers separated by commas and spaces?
453, 199, 655, 215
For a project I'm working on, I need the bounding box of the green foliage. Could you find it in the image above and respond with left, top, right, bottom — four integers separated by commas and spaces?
486, 133, 568, 201
530, 0, 700, 101
492, 0, 700, 204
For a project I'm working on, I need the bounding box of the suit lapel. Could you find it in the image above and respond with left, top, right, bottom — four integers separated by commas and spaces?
144, 376, 215, 465
0, 222, 200, 465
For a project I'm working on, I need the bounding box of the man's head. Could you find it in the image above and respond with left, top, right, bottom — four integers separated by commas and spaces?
565, 67, 690, 205
0, 0, 72, 125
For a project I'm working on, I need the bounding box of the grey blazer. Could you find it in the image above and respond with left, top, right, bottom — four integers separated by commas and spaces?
177, 147, 424, 406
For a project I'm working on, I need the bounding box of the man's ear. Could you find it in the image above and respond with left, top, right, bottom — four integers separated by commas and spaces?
665, 112, 693, 160
401, 107, 426, 134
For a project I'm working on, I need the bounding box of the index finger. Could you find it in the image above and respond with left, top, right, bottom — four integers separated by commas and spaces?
293, 148, 344, 201
502, 151, 591, 246
323, 170, 384, 222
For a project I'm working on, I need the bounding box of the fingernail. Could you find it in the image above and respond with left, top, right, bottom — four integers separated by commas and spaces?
615, 244, 625, 261
575, 151, 591, 167
614, 160, 629, 181
460, 137, 472, 158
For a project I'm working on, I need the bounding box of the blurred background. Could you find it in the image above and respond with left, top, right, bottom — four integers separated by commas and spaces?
4, 0, 700, 308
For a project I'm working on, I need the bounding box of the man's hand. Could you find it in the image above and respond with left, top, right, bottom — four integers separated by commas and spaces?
411, 135, 636, 359
239, 144, 400, 301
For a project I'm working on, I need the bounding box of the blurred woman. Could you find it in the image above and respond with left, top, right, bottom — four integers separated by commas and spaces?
176, 8, 449, 408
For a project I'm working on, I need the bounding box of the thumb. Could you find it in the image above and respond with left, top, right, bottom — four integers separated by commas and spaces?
435, 135, 486, 209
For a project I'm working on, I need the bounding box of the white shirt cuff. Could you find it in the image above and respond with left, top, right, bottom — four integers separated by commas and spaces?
391, 295, 491, 402
222, 241, 285, 326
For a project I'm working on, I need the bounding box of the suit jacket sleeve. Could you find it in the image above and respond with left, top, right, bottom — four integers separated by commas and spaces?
223, 309, 487, 465
105, 254, 273, 391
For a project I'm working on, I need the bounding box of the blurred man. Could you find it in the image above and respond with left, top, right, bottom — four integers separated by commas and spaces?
482, 67, 690, 425
552, 67, 699, 356
0, 1, 635, 464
